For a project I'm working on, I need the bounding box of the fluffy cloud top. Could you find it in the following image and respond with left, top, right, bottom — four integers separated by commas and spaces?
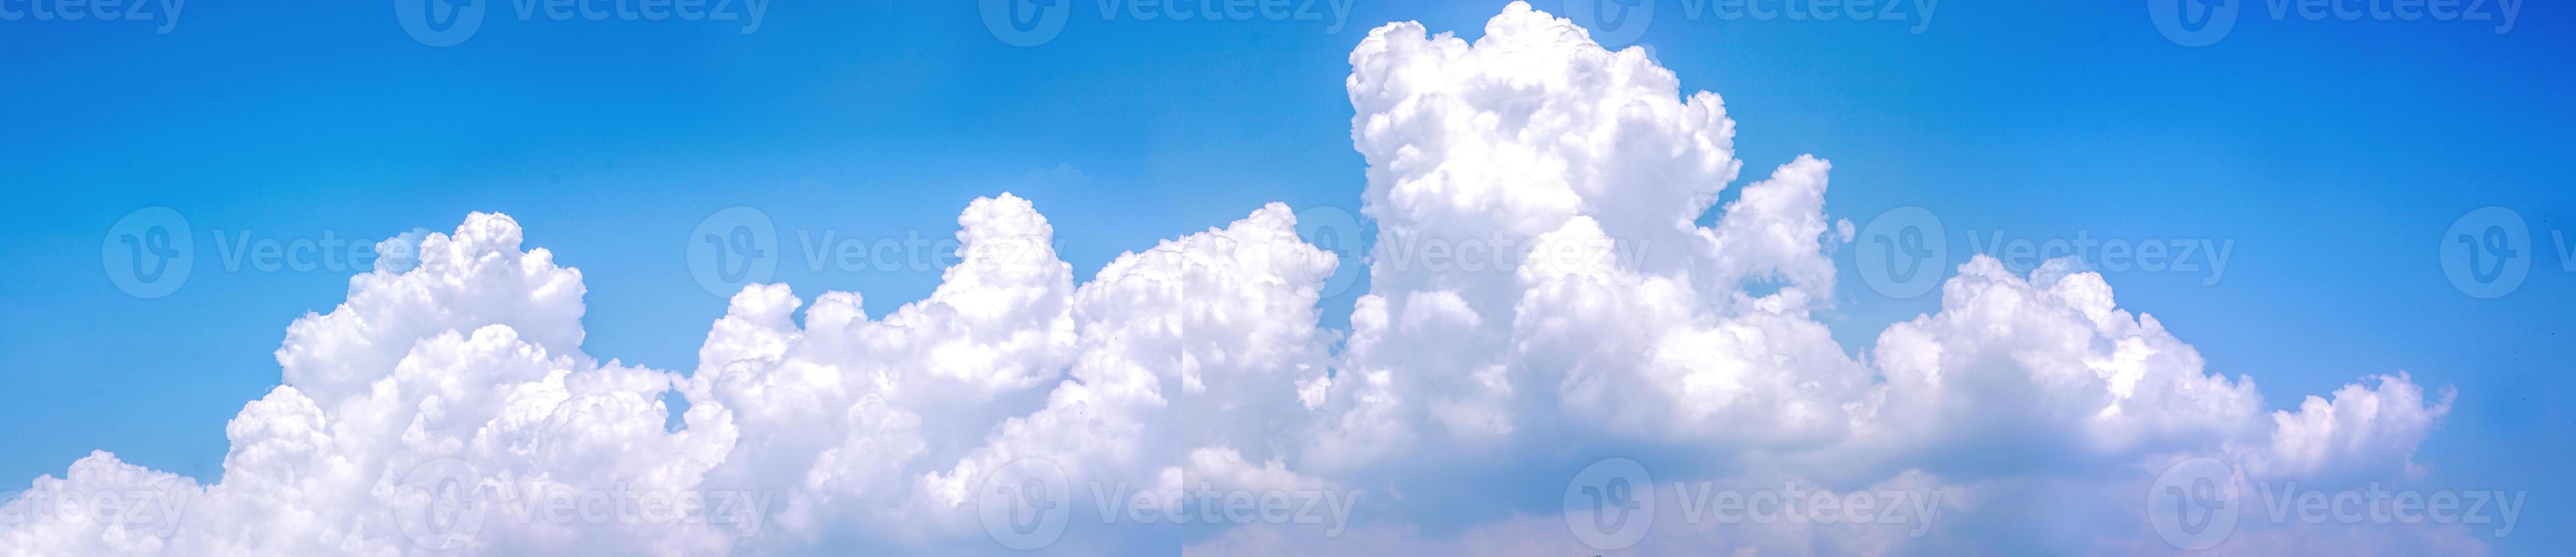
3, 3, 2462, 556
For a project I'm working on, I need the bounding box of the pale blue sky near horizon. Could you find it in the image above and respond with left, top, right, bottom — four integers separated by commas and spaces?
3, 0, 2571, 552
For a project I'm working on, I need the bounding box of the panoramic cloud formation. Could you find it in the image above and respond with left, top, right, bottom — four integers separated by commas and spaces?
2, 3, 2467, 556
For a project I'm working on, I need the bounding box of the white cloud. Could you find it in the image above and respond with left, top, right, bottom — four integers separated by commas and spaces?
2, 3, 2465, 556
2246, 373, 2454, 481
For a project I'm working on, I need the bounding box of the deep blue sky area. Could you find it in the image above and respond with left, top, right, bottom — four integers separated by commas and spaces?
3, 0, 2571, 552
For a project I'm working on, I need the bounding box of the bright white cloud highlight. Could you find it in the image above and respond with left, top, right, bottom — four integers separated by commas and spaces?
3, 3, 2465, 556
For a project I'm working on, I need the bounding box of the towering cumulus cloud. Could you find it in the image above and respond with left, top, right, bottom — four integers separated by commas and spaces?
2, 3, 2467, 556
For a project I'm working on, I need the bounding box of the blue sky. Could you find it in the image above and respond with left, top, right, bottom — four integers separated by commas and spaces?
3, 0, 2572, 554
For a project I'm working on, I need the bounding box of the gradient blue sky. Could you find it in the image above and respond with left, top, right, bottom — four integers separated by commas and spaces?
3, 0, 2571, 552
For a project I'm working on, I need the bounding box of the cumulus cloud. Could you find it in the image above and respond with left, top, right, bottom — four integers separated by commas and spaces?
3, 3, 2463, 556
